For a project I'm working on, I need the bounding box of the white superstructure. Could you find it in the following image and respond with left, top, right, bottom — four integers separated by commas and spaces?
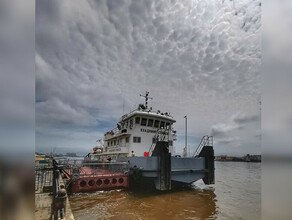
89, 92, 177, 162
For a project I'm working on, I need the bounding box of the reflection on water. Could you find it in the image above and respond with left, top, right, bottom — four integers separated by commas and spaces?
69, 162, 260, 220
70, 188, 217, 220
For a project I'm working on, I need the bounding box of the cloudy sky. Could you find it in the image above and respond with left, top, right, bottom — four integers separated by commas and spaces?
36, 0, 261, 156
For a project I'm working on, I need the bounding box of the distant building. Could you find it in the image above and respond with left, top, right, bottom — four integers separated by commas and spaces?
216, 154, 261, 162
66, 152, 77, 157
243, 154, 261, 162
216, 155, 236, 161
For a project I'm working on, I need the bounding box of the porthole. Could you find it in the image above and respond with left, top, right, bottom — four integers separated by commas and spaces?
118, 178, 124, 184
88, 180, 94, 186
96, 179, 102, 186
80, 180, 86, 187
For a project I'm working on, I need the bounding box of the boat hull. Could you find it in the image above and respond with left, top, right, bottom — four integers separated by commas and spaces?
117, 156, 208, 190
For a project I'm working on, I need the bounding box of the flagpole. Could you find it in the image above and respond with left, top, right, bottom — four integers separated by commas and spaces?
184, 115, 187, 157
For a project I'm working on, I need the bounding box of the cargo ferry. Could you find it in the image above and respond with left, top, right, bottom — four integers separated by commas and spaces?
84, 92, 214, 190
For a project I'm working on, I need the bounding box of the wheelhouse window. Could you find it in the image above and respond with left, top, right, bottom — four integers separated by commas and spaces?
107, 142, 110, 146
126, 137, 129, 143
111, 141, 113, 146
114, 140, 116, 145
160, 121, 165, 128
166, 122, 170, 129
147, 119, 154, 127
141, 118, 147, 126
133, 136, 141, 143
129, 119, 133, 129
154, 120, 160, 128
135, 117, 140, 124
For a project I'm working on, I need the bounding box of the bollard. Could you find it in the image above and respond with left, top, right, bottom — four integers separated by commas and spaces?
53, 185, 67, 220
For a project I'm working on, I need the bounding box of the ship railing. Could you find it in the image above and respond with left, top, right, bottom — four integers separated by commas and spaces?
104, 127, 119, 136
120, 107, 175, 122
120, 107, 155, 121
115, 143, 129, 148
35, 160, 54, 193
120, 108, 138, 120
57, 159, 130, 178
104, 127, 131, 139
192, 136, 213, 158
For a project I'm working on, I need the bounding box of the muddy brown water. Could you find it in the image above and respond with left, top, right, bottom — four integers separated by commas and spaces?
69, 161, 261, 220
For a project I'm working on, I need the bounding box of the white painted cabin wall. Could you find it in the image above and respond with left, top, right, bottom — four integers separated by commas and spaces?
101, 111, 176, 158
128, 120, 175, 157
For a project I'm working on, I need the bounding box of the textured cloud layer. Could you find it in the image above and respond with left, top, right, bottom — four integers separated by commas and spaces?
36, 0, 261, 155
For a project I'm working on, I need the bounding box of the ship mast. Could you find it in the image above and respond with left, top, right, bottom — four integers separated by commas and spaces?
140, 91, 152, 110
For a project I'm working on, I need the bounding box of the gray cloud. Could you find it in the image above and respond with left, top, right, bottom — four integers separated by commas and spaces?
211, 122, 242, 137
211, 112, 260, 136
232, 112, 260, 124
217, 137, 241, 144
211, 111, 260, 155
36, 97, 95, 127
36, 0, 261, 155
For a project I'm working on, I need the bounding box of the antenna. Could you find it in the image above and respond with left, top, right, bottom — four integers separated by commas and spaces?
122, 95, 125, 115
259, 100, 261, 111
140, 91, 153, 109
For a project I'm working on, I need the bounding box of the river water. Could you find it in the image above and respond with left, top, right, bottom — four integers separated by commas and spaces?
69, 161, 261, 220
